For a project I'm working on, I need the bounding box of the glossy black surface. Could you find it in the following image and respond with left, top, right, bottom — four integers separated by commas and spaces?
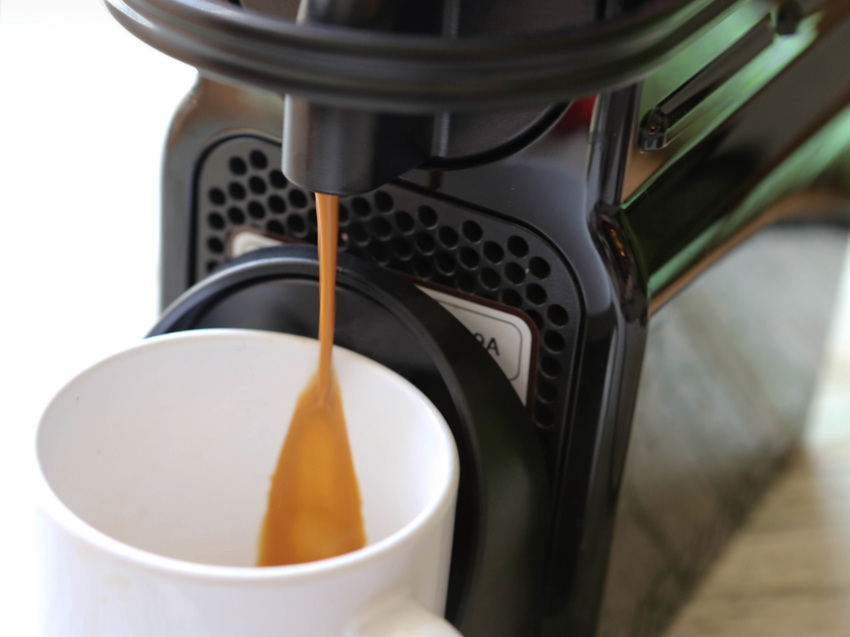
433, 87, 652, 636
637, 16, 774, 151
628, 0, 850, 307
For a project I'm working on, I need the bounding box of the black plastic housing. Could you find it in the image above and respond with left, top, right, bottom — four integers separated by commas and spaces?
104, 0, 743, 193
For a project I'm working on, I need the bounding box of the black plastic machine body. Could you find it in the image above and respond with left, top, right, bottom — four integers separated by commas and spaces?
106, 0, 850, 635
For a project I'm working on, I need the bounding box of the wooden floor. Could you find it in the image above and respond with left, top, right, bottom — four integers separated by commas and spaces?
663, 247, 850, 637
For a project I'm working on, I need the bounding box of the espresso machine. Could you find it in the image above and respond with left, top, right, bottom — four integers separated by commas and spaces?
104, 0, 850, 634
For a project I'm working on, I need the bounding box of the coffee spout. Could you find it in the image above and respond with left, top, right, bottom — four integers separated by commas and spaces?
283, 100, 434, 196
278, 0, 448, 195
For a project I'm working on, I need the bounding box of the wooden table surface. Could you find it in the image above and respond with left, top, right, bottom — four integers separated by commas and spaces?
664, 247, 850, 637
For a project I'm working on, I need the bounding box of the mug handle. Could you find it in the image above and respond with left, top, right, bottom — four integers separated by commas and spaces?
349, 594, 463, 637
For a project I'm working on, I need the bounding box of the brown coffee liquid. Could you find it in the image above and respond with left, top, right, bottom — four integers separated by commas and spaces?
257, 193, 367, 566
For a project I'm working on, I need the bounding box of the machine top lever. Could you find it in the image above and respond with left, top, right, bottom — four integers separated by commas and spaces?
104, 0, 744, 112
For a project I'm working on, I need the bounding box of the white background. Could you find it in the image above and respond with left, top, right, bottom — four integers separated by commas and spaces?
0, 0, 848, 633
0, 0, 195, 629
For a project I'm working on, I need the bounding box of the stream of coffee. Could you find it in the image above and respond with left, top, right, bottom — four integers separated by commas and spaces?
257, 193, 367, 566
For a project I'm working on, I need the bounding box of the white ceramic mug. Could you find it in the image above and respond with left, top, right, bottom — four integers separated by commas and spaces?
35, 329, 461, 637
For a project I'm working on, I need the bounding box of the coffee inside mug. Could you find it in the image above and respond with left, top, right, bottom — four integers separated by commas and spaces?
36, 329, 455, 568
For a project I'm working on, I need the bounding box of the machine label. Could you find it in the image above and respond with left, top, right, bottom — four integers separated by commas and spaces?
419, 287, 534, 405
230, 229, 288, 257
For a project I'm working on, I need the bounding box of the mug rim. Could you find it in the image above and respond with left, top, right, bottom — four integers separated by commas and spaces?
34, 328, 460, 583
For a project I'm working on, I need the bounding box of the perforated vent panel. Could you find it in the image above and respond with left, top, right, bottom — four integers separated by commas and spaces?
194, 135, 581, 458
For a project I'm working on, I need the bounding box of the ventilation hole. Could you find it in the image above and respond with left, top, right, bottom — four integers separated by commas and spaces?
541, 356, 561, 378
266, 219, 284, 235
508, 235, 529, 257
372, 217, 392, 239
415, 232, 436, 254
268, 195, 286, 213
414, 259, 434, 278
247, 201, 265, 219
462, 220, 483, 243
227, 207, 245, 224
393, 260, 414, 274
348, 197, 369, 218
537, 380, 558, 404
438, 226, 459, 249
374, 191, 394, 212
529, 257, 551, 279
544, 331, 565, 352
480, 268, 500, 290
395, 211, 415, 233
228, 182, 246, 200
269, 169, 287, 189
373, 244, 392, 265
229, 157, 247, 175
286, 214, 306, 236
209, 188, 226, 205
208, 212, 225, 230
505, 262, 526, 284
435, 252, 456, 276
307, 208, 318, 229
393, 237, 413, 260
433, 273, 454, 288
501, 289, 522, 307
350, 223, 369, 245
206, 260, 219, 273
459, 247, 480, 269
484, 241, 504, 263
534, 403, 555, 427
526, 309, 544, 329
289, 190, 308, 208
248, 177, 267, 195
526, 283, 547, 305
458, 273, 476, 292
207, 237, 225, 254
548, 304, 569, 326
339, 205, 350, 225
418, 205, 438, 228
249, 150, 268, 169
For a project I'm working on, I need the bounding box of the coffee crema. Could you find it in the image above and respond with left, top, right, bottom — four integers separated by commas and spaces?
257, 193, 367, 566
